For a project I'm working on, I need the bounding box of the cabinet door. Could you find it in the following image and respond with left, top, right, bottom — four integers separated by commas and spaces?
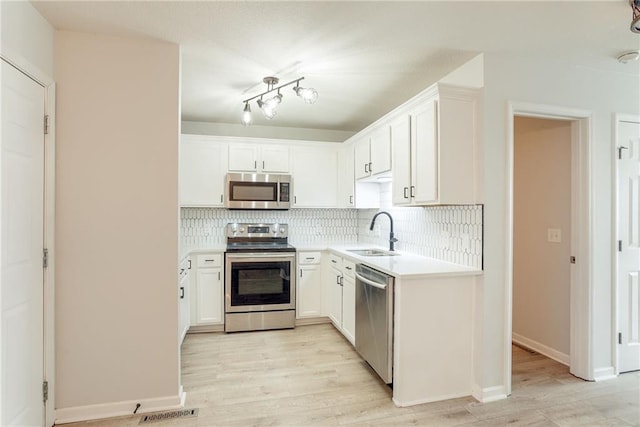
228, 144, 258, 172
178, 272, 190, 344
292, 145, 338, 207
354, 137, 371, 180
179, 137, 226, 206
391, 115, 412, 206
261, 145, 290, 173
370, 125, 392, 176
297, 264, 322, 318
411, 99, 438, 204
196, 268, 223, 325
338, 144, 355, 207
328, 268, 343, 327
342, 275, 356, 345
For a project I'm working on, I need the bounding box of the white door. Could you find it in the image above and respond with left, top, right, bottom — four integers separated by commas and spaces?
618, 119, 640, 373
1, 60, 45, 426
391, 115, 411, 206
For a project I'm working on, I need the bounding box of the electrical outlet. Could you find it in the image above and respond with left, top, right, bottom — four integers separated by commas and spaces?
547, 228, 562, 243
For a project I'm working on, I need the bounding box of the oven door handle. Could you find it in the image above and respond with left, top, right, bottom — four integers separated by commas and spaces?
226, 253, 295, 259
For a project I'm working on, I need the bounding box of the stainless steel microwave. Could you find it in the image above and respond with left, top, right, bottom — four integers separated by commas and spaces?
225, 173, 292, 210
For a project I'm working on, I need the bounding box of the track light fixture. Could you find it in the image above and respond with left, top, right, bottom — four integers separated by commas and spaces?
631, 0, 640, 33
241, 76, 318, 125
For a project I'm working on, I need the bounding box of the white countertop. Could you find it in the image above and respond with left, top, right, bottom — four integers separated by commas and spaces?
181, 243, 482, 279
327, 245, 482, 279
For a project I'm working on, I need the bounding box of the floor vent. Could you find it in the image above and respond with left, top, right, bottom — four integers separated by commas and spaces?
139, 408, 199, 424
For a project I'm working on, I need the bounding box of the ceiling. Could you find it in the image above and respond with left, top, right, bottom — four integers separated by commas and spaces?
33, 1, 640, 133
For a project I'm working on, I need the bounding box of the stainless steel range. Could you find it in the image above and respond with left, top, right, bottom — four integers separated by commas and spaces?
224, 223, 296, 332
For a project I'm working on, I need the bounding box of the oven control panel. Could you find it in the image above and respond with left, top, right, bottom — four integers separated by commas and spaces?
226, 223, 288, 238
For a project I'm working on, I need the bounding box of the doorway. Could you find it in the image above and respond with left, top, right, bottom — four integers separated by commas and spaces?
512, 117, 572, 366
505, 103, 592, 397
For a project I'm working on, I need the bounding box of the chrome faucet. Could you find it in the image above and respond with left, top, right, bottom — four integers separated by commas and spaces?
369, 211, 398, 252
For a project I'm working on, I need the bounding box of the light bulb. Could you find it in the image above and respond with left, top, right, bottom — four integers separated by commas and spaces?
294, 86, 318, 104
257, 98, 277, 119
241, 103, 252, 126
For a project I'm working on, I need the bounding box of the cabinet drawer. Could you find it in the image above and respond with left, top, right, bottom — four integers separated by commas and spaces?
329, 253, 343, 269
197, 253, 222, 268
298, 252, 322, 265
343, 260, 356, 278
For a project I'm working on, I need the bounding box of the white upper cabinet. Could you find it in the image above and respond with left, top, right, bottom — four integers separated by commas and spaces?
228, 143, 290, 173
337, 143, 355, 207
354, 127, 392, 181
391, 84, 479, 206
369, 125, 392, 177
179, 135, 227, 207
291, 144, 338, 207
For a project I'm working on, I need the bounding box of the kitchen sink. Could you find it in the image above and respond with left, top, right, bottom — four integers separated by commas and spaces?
347, 249, 400, 257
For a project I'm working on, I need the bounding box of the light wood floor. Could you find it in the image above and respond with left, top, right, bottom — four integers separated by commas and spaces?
62, 323, 639, 426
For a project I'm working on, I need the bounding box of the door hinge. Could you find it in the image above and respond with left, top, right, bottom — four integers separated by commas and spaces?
569, 256, 576, 264
618, 332, 622, 345
43, 248, 49, 269
619, 240, 623, 252
44, 115, 49, 135
43, 381, 49, 402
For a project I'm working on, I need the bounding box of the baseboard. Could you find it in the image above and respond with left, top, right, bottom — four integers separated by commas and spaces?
55, 388, 186, 425
471, 384, 508, 403
512, 333, 570, 366
295, 316, 331, 326
392, 391, 471, 407
593, 366, 616, 382
187, 324, 224, 333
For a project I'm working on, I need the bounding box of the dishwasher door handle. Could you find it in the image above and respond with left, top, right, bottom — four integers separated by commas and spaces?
355, 272, 387, 290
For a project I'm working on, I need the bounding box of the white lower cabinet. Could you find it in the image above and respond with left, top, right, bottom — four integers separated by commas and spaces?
178, 257, 191, 345
191, 253, 224, 327
297, 252, 323, 318
327, 253, 355, 345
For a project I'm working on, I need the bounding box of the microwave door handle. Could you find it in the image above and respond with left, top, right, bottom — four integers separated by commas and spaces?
277, 182, 281, 206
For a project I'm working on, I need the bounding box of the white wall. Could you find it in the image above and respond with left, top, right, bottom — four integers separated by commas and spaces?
513, 117, 571, 358
54, 31, 180, 416
478, 52, 640, 393
0, 0, 55, 80
182, 120, 355, 142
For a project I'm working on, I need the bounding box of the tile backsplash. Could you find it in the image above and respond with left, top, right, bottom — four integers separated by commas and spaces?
180, 208, 358, 249
357, 205, 483, 269
180, 205, 483, 269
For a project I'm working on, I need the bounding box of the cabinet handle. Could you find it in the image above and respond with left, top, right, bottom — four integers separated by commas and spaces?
364, 163, 369, 174
345, 266, 352, 270
218, 271, 221, 280
220, 194, 223, 203
300, 269, 303, 278
180, 287, 185, 299
188, 259, 192, 270
349, 195, 353, 205
403, 187, 409, 199
294, 196, 297, 204
340, 276, 344, 286
368, 162, 372, 173
331, 259, 337, 264
305, 257, 314, 261
410, 186, 415, 197
336, 275, 341, 285
263, 161, 265, 169
205, 259, 215, 262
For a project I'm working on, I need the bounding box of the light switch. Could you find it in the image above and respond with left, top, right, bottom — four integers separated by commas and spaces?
547, 228, 562, 243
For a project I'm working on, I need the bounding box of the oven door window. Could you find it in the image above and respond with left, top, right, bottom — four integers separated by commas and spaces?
230, 261, 291, 306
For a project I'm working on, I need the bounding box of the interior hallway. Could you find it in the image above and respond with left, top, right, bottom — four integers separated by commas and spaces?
61, 324, 640, 426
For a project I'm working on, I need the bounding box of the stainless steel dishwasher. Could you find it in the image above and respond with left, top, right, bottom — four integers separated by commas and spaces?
355, 264, 394, 384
